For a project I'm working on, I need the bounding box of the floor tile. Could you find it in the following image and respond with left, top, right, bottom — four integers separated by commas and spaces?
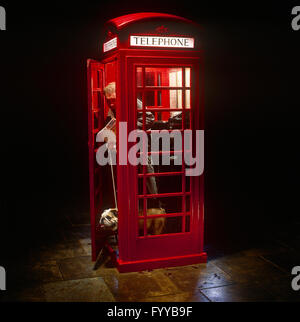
138, 290, 210, 302
1, 285, 46, 302
43, 277, 115, 302
25, 261, 63, 284
261, 250, 300, 273
200, 283, 275, 302
212, 253, 286, 285
238, 241, 289, 257
258, 278, 300, 302
5, 209, 300, 303
8, 260, 63, 287
78, 238, 91, 255
68, 225, 91, 240
29, 241, 87, 262
58, 256, 116, 280
103, 269, 179, 302
162, 262, 233, 292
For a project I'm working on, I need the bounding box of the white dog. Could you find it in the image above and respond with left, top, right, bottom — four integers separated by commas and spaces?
99, 207, 166, 235
99, 208, 118, 231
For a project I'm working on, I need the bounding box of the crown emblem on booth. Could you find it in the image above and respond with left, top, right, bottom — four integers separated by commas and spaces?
155, 25, 169, 34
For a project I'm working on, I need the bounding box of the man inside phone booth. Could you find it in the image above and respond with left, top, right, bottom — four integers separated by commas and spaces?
103, 82, 159, 197
100, 82, 185, 237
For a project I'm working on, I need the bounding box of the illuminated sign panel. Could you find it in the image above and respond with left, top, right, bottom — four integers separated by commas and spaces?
103, 37, 117, 52
130, 36, 194, 48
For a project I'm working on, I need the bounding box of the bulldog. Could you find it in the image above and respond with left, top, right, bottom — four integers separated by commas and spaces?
99, 207, 166, 236
138, 208, 166, 235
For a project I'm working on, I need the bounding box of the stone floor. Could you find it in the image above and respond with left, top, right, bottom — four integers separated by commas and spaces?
1, 206, 300, 302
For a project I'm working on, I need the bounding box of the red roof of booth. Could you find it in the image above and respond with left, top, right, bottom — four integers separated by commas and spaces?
106, 12, 193, 30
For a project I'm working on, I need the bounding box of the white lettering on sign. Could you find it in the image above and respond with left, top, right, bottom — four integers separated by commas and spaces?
103, 37, 117, 53
130, 36, 194, 49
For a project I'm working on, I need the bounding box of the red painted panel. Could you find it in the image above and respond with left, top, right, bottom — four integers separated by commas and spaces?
87, 59, 105, 261
106, 12, 192, 30
88, 13, 205, 272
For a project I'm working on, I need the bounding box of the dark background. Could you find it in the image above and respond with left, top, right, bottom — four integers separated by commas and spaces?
0, 0, 299, 260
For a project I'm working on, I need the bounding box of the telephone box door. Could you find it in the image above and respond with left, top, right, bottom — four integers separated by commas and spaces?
87, 59, 105, 261
125, 56, 205, 265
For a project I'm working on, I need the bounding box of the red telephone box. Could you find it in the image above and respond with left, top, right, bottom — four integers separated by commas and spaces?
87, 12, 206, 272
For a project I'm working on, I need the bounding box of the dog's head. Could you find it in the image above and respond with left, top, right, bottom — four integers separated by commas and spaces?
99, 208, 118, 231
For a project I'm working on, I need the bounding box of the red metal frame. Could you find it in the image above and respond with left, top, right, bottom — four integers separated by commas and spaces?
87, 13, 206, 272
87, 59, 105, 260
106, 12, 192, 30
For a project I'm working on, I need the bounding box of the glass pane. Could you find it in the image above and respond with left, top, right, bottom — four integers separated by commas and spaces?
136, 92, 143, 109
145, 70, 155, 86
138, 217, 167, 236
185, 90, 191, 108
149, 133, 183, 153
157, 91, 162, 106
143, 90, 183, 109
185, 215, 190, 232
93, 110, 100, 130
138, 177, 144, 195
137, 155, 181, 174
145, 173, 158, 195
164, 216, 182, 234
169, 69, 182, 87
138, 219, 144, 236
138, 198, 144, 213
185, 195, 191, 212
145, 151, 183, 173
140, 216, 184, 236
138, 207, 166, 236
170, 90, 182, 108
146, 196, 183, 214
137, 111, 154, 130
145, 91, 155, 107
185, 68, 191, 87
137, 111, 171, 128
145, 67, 182, 87
138, 164, 145, 174
168, 111, 182, 129
185, 176, 191, 192
137, 112, 164, 131
168, 111, 190, 129
148, 152, 183, 170
184, 111, 191, 129
149, 111, 171, 125
137, 154, 183, 174
136, 67, 143, 87
138, 211, 184, 236
156, 163, 182, 174
144, 175, 182, 194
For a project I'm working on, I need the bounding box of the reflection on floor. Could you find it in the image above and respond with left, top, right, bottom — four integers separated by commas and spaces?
1, 206, 300, 302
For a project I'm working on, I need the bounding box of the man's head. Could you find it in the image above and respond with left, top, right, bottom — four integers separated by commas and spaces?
103, 82, 116, 110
